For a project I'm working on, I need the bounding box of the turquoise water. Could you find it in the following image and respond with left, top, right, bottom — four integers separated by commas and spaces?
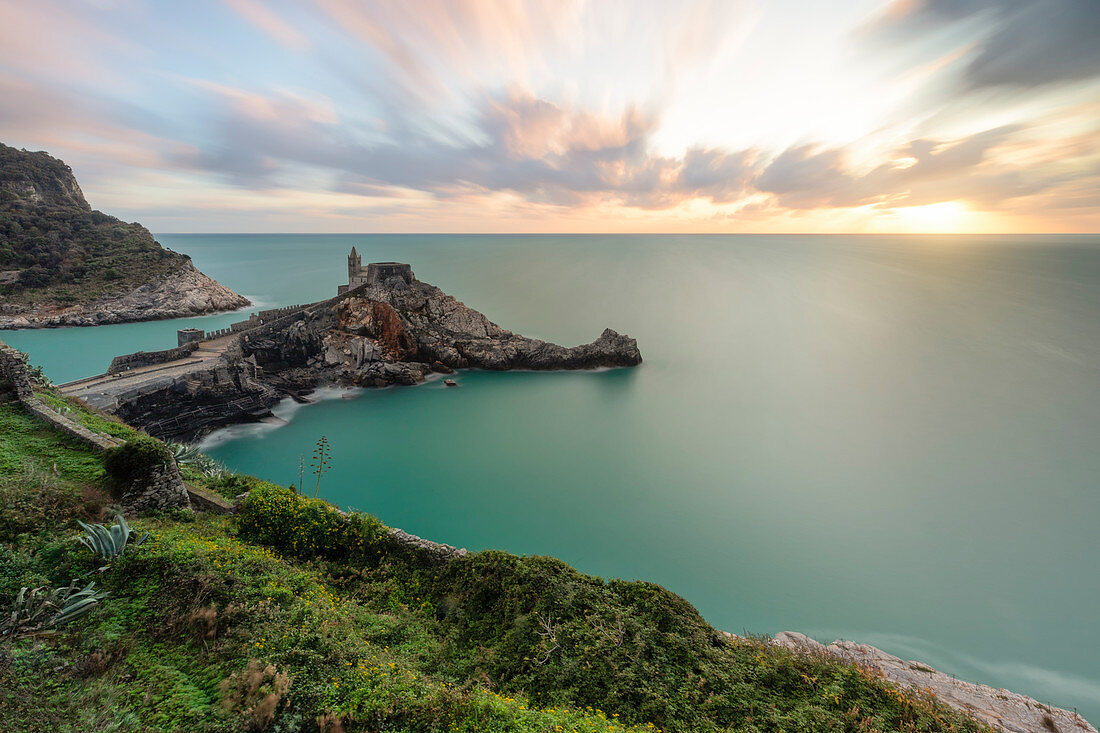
7, 234, 1100, 721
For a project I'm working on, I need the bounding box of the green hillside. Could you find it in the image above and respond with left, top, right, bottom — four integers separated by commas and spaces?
0, 143, 187, 307
0, 385, 989, 732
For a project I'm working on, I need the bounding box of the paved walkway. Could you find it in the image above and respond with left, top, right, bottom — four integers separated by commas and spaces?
59, 334, 238, 409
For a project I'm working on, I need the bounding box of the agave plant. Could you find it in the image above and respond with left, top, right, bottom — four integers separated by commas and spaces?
78, 513, 148, 560
169, 442, 228, 478
170, 442, 202, 464
196, 457, 228, 478
0, 581, 107, 638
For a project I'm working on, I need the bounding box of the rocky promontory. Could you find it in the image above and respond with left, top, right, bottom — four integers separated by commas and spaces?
0, 142, 248, 328
65, 262, 640, 440
267, 266, 642, 387
0, 260, 248, 329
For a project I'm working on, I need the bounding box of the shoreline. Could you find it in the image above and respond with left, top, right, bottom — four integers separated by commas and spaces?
739, 632, 1097, 733
0, 261, 250, 330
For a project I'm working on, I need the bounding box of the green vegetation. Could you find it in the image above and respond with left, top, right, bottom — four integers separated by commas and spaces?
0, 396, 991, 731
169, 441, 230, 479
101, 435, 173, 487
0, 142, 187, 306
34, 391, 137, 440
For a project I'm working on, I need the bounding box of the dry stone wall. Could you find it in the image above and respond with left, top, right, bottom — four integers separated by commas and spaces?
0, 340, 34, 401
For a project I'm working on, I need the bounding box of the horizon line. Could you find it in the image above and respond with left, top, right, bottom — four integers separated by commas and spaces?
153, 231, 1100, 236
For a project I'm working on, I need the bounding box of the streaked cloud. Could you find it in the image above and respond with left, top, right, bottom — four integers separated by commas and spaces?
0, 0, 1096, 232
871, 0, 1100, 89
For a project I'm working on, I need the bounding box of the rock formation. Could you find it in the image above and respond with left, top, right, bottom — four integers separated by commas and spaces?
0, 142, 249, 328
1, 260, 249, 328
66, 263, 641, 440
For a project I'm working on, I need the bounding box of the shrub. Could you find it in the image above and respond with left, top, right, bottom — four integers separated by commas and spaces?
0, 461, 81, 540
101, 435, 171, 486
235, 484, 387, 563
202, 472, 276, 501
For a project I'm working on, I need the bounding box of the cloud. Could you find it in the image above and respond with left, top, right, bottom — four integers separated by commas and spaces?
872, 0, 1100, 90
221, 0, 310, 52
755, 124, 1068, 210
176, 83, 757, 209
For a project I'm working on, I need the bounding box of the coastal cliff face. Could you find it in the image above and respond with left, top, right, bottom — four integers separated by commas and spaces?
0, 142, 249, 328
75, 265, 640, 440
0, 260, 249, 329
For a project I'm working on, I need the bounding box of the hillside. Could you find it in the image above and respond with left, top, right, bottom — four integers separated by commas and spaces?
0, 143, 247, 328
0, 348, 1008, 732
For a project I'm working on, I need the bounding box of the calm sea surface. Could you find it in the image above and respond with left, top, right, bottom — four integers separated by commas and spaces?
7, 234, 1100, 720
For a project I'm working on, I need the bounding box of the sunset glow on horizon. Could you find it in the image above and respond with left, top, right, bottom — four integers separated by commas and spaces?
1, 0, 1098, 233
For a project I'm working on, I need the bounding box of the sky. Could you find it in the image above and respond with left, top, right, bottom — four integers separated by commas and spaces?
1, 0, 1098, 233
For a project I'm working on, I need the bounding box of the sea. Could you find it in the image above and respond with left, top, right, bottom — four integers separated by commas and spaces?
6, 233, 1099, 722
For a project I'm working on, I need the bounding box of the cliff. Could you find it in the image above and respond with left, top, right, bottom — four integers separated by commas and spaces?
0, 142, 249, 328
64, 264, 641, 440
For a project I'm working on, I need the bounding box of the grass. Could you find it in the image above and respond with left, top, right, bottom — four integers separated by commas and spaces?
0, 402, 105, 486
0, 401, 993, 732
33, 391, 140, 441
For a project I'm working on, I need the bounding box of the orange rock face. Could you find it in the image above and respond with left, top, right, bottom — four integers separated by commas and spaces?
336, 297, 418, 360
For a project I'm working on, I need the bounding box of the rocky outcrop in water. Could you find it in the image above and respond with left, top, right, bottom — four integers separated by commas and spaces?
235, 266, 640, 395
297, 275, 641, 386
65, 263, 641, 440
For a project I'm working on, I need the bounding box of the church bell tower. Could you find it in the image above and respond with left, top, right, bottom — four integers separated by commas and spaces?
347, 246, 362, 282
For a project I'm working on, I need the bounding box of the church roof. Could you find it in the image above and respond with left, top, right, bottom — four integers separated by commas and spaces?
350, 246, 358, 257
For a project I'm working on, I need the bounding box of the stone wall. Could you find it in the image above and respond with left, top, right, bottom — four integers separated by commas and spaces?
22, 399, 123, 452
0, 340, 34, 402
107, 342, 200, 374
386, 526, 467, 563
116, 460, 191, 514
767, 632, 1097, 733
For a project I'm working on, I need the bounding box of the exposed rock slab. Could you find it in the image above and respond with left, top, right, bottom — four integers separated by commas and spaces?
766, 631, 1096, 733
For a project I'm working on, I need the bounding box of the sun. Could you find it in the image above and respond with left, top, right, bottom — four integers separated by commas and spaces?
895, 201, 971, 233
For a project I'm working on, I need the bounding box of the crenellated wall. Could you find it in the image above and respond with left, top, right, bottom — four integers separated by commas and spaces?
203, 304, 307, 340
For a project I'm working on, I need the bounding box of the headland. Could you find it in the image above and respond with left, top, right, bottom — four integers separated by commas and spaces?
59, 255, 641, 440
